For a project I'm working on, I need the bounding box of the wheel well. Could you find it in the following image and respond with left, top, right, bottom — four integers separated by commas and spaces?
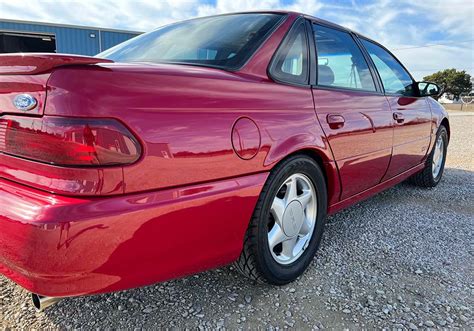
441, 118, 450, 141
273, 149, 329, 189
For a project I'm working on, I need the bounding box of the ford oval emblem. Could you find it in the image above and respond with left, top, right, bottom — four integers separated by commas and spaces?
13, 94, 38, 111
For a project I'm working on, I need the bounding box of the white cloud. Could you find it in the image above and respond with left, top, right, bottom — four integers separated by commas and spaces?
0, 0, 201, 31
282, 0, 323, 15
0, 0, 472, 78
196, 0, 322, 17
0, 0, 325, 30
394, 45, 474, 80
402, 0, 474, 38
318, 0, 473, 79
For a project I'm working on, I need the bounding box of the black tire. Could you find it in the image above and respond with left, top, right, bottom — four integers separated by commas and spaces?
234, 155, 327, 285
409, 125, 448, 187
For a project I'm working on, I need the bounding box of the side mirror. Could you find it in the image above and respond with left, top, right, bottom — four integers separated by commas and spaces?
417, 81, 441, 97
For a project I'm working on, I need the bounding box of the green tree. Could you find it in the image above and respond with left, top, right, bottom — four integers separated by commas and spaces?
424, 69, 472, 98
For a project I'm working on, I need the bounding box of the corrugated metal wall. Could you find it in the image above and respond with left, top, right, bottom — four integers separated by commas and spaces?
101, 30, 137, 51
0, 20, 140, 55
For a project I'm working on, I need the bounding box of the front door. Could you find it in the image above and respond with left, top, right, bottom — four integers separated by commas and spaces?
360, 39, 432, 179
361, 39, 431, 179
311, 24, 393, 200
383, 95, 432, 178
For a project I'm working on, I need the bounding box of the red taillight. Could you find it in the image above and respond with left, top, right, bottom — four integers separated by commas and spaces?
0, 116, 141, 166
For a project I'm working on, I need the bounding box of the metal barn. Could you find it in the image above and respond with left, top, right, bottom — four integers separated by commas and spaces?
0, 19, 142, 55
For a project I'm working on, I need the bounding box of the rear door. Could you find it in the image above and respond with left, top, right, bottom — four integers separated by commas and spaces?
310, 23, 393, 200
359, 38, 432, 178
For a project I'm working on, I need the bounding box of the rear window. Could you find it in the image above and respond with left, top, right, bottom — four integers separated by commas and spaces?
98, 13, 284, 70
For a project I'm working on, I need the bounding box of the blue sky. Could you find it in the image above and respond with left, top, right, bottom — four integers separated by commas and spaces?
0, 0, 473, 79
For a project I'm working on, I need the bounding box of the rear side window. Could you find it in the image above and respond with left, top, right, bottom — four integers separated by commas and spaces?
99, 13, 284, 70
269, 22, 309, 85
361, 39, 414, 95
313, 24, 376, 92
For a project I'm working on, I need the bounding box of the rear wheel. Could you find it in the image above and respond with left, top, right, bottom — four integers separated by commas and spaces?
234, 155, 327, 285
409, 125, 448, 187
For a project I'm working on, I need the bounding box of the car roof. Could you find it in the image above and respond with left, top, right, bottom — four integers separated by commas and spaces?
217, 10, 353, 32
213, 10, 375, 43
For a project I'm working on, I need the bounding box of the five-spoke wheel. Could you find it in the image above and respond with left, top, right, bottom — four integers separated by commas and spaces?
235, 155, 327, 285
410, 125, 448, 187
432, 134, 444, 179
268, 174, 317, 265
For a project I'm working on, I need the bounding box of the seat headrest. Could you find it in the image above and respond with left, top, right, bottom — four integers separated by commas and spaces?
318, 65, 335, 86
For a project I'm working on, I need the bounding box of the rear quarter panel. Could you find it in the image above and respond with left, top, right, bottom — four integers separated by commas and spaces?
45, 64, 336, 198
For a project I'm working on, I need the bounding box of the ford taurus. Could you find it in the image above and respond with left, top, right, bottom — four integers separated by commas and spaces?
0, 11, 449, 310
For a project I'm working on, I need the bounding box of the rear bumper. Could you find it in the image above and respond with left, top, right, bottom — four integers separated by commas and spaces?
0, 173, 267, 297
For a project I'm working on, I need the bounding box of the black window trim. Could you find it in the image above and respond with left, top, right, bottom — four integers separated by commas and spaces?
231, 13, 287, 72
308, 20, 384, 95
356, 35, 419, 97
305, 19, 317, 86
351, 33, 385, 93
267, 17, 312, 88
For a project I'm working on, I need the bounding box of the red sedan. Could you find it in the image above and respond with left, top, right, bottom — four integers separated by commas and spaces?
0, 11, 449, 310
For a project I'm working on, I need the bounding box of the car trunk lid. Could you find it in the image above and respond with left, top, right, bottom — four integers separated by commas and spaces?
0, 53, 113, 116
0, 53, 113, 75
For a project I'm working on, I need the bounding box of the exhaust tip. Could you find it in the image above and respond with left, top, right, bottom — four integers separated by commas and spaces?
31, 293, 41, 310
31, 293, 61, 311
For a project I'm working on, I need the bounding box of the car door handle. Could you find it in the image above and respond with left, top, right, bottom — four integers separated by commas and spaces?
327, 114, 345, 129
393, 112, 405, 123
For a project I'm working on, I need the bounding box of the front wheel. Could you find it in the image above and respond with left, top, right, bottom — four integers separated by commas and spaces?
234, 155, 327, 285
409, 125, 448, 187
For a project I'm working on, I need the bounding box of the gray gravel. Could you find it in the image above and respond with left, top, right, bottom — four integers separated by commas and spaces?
1, 114, 473, 329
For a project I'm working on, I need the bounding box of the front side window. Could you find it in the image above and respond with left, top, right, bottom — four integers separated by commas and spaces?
361, 39, 414, 95
313, 24, 376, 92
98, 14, 284, 70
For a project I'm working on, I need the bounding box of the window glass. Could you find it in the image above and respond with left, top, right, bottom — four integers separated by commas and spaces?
313, 24, 376, 91
361, 39, 414, 95
270, 23, 309, 84
281, 32, 305, 76
98, 14, 283, 70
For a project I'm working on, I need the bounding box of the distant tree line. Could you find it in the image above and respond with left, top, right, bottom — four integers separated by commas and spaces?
423, 69, 472, 98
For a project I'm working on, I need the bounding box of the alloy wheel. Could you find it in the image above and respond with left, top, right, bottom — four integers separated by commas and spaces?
432, 135, 444, 179
267, 173, 317, 265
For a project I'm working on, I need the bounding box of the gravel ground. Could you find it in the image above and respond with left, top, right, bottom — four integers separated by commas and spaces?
1, 114, 473, 329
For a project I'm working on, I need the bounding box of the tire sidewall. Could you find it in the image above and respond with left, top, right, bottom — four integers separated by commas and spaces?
254, 156, 327, 284
431, 126, 448, 184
